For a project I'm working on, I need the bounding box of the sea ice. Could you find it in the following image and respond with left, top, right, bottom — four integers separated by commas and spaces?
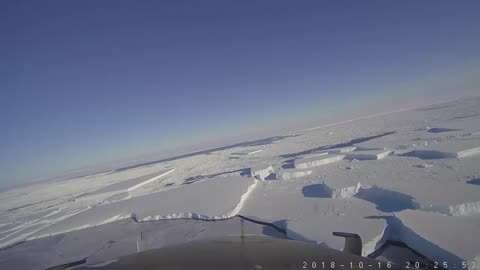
294, 154, 345, 169
346, 150, 392, 160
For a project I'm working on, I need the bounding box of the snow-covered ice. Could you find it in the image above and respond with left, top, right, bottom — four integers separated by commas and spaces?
1, 97, 480, 268
392, 210, 480, 266
409, 139, 480, 159
346, 149, 392, 160
23, 175, 256, 240
88, 169, 174, 196
249, 164, 275, 180
232, 149, 264, 155
331, 182, 362, 199
239, 179, 388, 255
277, 168, 313, 180
294, 154, 345, 169
328, 146, 357, 154
297, 152, 329, 159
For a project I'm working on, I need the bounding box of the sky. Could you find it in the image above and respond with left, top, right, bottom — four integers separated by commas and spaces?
1, 1, 480, 188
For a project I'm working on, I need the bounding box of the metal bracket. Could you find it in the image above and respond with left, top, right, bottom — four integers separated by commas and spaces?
333, 232, 362, 256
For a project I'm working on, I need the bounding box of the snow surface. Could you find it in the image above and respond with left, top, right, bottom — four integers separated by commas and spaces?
410, 139, 480, 159
1, 97, 480, 269
25, 176, 257, 240
346, 149, 392, 160
250, 164, 276, 180
328, 146, 357, 154
88, 168, 174, 196
297, 152, 329, 159
392, 210, 480, 266
294, 154, 345, 169
232, 149, 264, 155
277, 168, 313, 180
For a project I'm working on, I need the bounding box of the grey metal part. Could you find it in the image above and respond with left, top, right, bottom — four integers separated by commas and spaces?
333, 232, 363, 256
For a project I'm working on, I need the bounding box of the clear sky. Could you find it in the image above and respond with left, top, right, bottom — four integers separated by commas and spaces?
1, 1, 479, 188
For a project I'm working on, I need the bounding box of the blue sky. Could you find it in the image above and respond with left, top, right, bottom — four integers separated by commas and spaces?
1, 1, 480, 188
